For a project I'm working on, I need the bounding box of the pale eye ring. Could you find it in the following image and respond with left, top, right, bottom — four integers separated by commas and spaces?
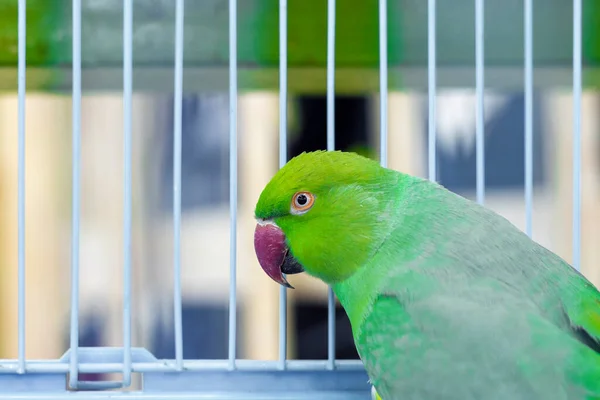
291, 191, 315, 214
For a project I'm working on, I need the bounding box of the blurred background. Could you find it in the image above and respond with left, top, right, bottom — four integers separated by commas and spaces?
0, 0, 599, 384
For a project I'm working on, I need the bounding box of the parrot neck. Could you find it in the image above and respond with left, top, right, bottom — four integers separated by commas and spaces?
331, 219, 414, 339
330, 177, 452, 339
332, 264, 384, 340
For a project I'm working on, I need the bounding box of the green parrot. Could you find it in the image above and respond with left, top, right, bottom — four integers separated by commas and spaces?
253, 150, 600, 400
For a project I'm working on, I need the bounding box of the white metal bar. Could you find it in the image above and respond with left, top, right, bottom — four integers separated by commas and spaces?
16, 0, 27, 375
428, 0, 436, 182
278, 0, 288, 370
122, 0, 133, 386
475, 0, 485, 205
524, 0, 533, 237
326, 0, 335, 152
0, 393, 367, 400
0, 359, 366, 374
68, 0, 82, 389
378, 0, 388, 168
0, 393, 366, 400
572, 0, 582, 271
173, 0, 185, 370
326, 0, 336, 371
228, 0, 238, 370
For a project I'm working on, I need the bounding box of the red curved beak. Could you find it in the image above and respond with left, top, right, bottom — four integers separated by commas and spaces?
254, 222, 294, 288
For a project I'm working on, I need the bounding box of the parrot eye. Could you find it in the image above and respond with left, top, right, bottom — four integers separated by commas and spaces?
291, 191, 315, 214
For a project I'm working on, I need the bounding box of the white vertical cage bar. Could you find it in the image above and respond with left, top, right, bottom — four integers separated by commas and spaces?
228, 0, 238, 370
378, 0, 388, 168
572, 0, 582, 271
172, 0, 185, 370
326, 0, 336, 371
16, 0, 27, 375
524, 0, 533, 237
475, 0, 485, 205
278, 0, 288, 370
428, 0, 436, 182
68, 0, 83, 389
122, 0, 133, 386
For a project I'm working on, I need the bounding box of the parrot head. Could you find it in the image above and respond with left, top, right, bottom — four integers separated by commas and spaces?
253, 150, 399, 288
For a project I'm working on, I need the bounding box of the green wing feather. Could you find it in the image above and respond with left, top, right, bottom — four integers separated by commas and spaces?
562, 271, 600, 348
356, 268, 600, 400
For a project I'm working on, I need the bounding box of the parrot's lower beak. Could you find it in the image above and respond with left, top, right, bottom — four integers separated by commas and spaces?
254, 221, 304, 289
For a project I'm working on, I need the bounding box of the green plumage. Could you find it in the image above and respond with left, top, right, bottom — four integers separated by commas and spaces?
254, 150, 600, 400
